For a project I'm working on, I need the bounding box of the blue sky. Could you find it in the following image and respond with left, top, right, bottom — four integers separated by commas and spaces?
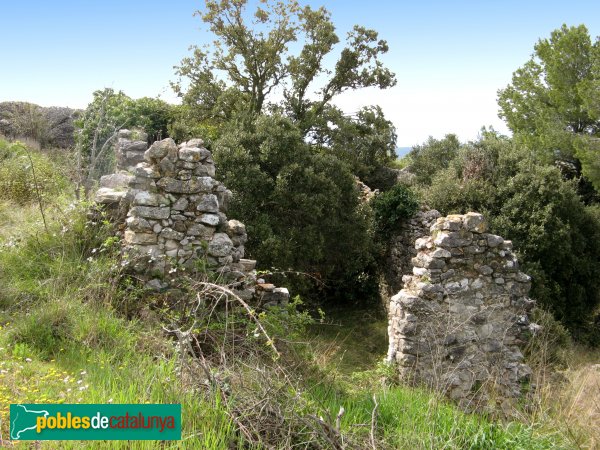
1, 1, 600, 146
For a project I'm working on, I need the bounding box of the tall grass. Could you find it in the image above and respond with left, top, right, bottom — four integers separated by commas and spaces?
0, 198, 241, 448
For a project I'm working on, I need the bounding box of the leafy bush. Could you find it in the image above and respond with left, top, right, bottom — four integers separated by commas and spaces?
315, 105, 399, 190
525, 307, 572, 368
130, 96, 174, 142
74, 89, 175, 187
371, 183, 419, 233
491, 165, 600, 341
213, 114, 377, 300
406, 134, 461, 185
0, 101, 51, 147
167, 103, 222, 145
0, 139, 68, 204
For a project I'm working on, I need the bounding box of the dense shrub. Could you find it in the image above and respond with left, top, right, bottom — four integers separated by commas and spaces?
167, 104, 222, 145
371, 183, 419, 233
526, 307, 572, 368
0, 101, 51, 147
0, 139, 68, 204
312, 105, 399, 190
75, 89, 175, 186
406, 134, 461, 185
492, 165, 600, 342
213, 114, 376, 300
130, 97, 174, 143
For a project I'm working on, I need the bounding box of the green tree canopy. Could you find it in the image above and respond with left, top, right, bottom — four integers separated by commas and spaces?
498, 24, 600, 192
173, 0, 395, 121
309, 105, 398, 188
214, 114, 376, 299
169, 0, 402, 301
172, 0, 397, 187
75, 89, 174, 193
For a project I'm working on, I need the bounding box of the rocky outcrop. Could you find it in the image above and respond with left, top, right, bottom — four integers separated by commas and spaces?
0, 101, 79, 148
387, 212, 535, 414
93, 130, 288, 307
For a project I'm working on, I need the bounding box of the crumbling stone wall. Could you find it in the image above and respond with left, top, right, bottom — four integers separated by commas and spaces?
94, 129, 148, 206
387, 212, 535, 413
379, 208, 441, 311
94, 130, 288, 305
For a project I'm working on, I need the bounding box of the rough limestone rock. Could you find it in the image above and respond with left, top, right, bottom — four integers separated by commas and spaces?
95, 187, 127, 204
99, 172, 134, 190
117, 137, 241, 278
387, 212, 536, 414
115, 129, 149, 171
0, 102, 79, 148
145, 138, 176, 162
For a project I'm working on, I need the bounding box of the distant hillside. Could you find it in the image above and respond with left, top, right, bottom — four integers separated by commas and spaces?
396, 146, 411, 158
0, 101, 80, 148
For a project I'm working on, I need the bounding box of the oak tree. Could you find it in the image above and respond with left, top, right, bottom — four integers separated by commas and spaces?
172, 0, 396, 144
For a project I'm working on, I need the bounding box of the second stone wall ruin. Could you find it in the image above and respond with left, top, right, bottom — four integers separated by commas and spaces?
387, 212, 536, 413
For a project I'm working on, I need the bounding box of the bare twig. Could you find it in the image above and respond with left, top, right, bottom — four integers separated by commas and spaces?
336, 405, 345, 432
195, 281, 281, 359
23, 147, 48, 232
162, 277, 364, 448
370, 394, 379, 450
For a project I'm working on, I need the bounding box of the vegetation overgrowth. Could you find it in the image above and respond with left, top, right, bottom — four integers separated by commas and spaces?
0, 211, 577, 448
0, 135, 598, 448
0, 1, 599, 448
52, 1, 600, 343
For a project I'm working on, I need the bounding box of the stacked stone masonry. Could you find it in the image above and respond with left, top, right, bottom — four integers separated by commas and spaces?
387, 212, 536, 412
380, 208, 441, 309
94, 129, 289, 306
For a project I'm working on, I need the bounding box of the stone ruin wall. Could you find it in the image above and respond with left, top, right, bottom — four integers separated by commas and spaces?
93, 129, 289, 306
387, 212, 536, 413
379, 208, 441, 310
